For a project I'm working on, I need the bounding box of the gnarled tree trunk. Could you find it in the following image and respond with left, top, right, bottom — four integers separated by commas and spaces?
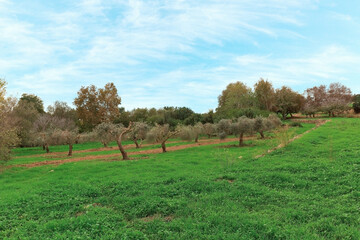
116, 122, 133, 160
45, 143, 50, 153
259, 131, 265, 139
134, 139, 140, 148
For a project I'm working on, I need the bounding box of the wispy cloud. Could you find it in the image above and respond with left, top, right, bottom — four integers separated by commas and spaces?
1, 0, 360, 112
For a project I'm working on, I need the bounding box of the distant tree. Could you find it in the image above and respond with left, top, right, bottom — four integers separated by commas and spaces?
254, 78, 275, 111
217, 82, 256, 116
304, 85, 327, 114
178, 122, 204, 143
173, 107, 194, 121
146, 124, 179, 153
275, 86, 304, 120
13, 100, 40, 146
19, 94, 45, 113
47, 101, 77, 122
0, 79, 19, 163
231, 117, 254, 146
128, 122, 149, 148
184, 113, 202, 126
33, 114, 77, 153
216, 119, 232, 140
353, 94, 360, 114
323, 83, 352, 117
202, 110, 214, 123
203, 123, 216, 138
74, 83, 121, 131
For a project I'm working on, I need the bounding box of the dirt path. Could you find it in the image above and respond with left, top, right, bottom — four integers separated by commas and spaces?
255, 119, 329, 159
14, 137, 241, 159
11, 137, 245, 168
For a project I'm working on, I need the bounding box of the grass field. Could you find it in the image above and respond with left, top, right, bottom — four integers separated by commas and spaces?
1, 119, 359, 239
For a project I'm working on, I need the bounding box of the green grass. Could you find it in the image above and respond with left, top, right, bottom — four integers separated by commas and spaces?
1, 120, 359, 239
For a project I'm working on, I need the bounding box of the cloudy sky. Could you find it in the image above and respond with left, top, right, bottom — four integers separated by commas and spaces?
1, 0, 360, 112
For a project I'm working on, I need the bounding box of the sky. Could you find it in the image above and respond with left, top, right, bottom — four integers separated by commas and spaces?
1, 0, 360, 113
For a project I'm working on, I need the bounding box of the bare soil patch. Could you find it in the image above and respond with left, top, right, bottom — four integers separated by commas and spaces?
11, 137, 242, 168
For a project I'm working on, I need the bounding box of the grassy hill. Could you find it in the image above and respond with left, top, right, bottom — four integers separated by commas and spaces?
1, 119, 359, 239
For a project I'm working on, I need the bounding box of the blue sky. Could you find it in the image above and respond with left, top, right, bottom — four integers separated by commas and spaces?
1, 0, 360, 113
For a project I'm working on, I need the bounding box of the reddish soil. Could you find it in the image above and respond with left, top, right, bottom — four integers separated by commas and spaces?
12, 137, 245, 168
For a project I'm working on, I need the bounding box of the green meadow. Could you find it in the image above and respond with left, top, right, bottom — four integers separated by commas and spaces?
1, 119, 359, 239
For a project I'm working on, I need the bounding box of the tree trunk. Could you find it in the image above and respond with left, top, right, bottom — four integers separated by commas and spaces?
117, 139, 129, 160
68, 144, 73, 156
42, 144, 45, 151
239, 133, 244, 146
282, 112, 287, 120
195, 135, 199, 143
259, 131, 265, 139
103, 143, 108, 148
134, 139, 140, 148
207, 134, 211, 139
45, 143, 50, 153
116, 122, 133, 160
161, 141, 167, 153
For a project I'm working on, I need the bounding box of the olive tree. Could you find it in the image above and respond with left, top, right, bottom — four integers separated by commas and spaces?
216, 119, 232, 140
146, 124, 179, 153
51, 129, 79, 156
94, 122, 115, 147
178, 122, 204, 143
253, 115, 281, 139
231, 116, 254, 146
128, 122, 149, 148
203, 123, 216, 138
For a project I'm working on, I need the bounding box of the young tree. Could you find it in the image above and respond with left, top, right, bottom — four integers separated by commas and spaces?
146, 124, 179, 153
231, 117, 254, 146
128, 122, 149, 148
254, 78, 275, 111
253, 115, 281, 139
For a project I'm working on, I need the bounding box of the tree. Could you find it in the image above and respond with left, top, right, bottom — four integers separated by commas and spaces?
0, 79, 19, 163
33, 114, 77, 154
19, 94, 45, 114
324, 83, 352, 117
128, 122, 149, 148
47, 101, 77, 122
178, 122, 203, 143
217, 82, 256, 117
74, 83, 121, 131
231, 117, 254, 146
253, 115, 281, 139
254, 78, 275, 111
146, 124, 179, 153
112, 122, 133, 160
353, 94, 360, 114
94, 122, 116, 148
275, 86, 304, 120
203, 123, 216, 138
216, 119, 232, 140
13, 99, 40, 146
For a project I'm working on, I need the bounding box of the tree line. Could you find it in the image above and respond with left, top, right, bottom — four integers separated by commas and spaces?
0, 78, 358, 162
